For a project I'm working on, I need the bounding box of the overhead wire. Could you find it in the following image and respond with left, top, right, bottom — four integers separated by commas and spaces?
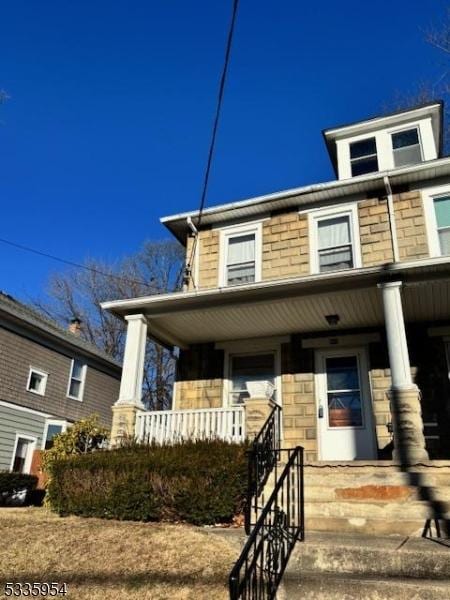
184, 0, 240, 287
0, 236, 155, 289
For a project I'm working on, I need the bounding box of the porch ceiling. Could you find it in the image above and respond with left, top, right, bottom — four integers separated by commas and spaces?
102, 259, 450, 349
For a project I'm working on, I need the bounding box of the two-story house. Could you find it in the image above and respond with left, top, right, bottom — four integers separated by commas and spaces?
0, 292, 121, 475
103, 101, 450, 467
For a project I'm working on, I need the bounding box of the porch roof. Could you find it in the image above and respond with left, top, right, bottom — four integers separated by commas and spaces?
101, 258, 450, 349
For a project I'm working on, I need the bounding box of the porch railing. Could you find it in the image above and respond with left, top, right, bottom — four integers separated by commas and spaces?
135, 406, 245, 444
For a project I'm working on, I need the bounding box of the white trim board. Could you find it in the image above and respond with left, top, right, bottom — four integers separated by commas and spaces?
0, 400, 51, 418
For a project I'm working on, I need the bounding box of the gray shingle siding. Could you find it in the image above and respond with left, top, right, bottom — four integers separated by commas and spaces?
0, 325, 120, 427
0, 403, 46, 471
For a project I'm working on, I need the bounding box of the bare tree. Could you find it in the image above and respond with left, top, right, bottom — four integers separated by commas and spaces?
36, 240, 184, 410
389, 7, 450, 150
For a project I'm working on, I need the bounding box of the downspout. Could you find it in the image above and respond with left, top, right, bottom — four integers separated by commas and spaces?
384, 175, 400, 263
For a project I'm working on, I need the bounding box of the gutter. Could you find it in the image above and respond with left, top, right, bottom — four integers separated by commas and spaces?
160, 156, 450, 228
101, 255, 450, 317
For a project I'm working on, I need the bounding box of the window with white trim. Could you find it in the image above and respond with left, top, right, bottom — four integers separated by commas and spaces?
309, 205, 361, 274
220, 223, 261, 287
317, 215, 353, 272
26, 368, 48, 396
67, 359, 86, 400
349, 137, 378, 176
391, 128, 423, 167
433, 196, 450, 256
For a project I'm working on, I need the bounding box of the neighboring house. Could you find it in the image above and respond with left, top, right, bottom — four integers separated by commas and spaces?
103, 101, 450, 465
0, 292, 121, 474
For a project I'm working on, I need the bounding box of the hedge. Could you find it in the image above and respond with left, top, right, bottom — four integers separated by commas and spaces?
0, 472, 38, 506
47, 440, 248, 525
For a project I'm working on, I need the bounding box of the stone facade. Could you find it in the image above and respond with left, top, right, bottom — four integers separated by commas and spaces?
173, 327, 450, 460
280, 338, 317, 461
262, 212, 309, 280
393, 191, 429, 260
358, 198, 394, 267
184, 188, 433, 291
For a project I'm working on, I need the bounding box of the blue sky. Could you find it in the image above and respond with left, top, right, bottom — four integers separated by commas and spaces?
1, 1, 448, 301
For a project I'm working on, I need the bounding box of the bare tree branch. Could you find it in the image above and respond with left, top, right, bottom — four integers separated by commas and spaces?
34, 239, 184, 410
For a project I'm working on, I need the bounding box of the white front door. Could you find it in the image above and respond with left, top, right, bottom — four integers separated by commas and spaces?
315, 348, 376, 460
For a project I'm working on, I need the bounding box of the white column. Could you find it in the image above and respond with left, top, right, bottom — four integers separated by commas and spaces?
378, 281, 414, 389
116, 314, 148, 409
378, 281, 428, 462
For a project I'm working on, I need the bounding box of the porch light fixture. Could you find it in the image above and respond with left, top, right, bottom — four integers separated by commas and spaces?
325, 314, 340, 327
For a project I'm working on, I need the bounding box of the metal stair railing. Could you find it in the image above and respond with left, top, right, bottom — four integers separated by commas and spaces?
229, 447, 305, 600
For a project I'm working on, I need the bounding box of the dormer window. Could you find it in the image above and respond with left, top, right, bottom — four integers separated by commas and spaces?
391, 128, 423, 167
349, 138, 378, 177
220, 222, 262, 287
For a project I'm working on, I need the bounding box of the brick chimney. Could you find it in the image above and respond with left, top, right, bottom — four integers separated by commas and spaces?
68, 317, 82, 336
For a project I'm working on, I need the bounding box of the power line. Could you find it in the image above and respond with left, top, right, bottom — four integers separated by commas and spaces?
0, 236, 156, 289
185, 0, 240, 283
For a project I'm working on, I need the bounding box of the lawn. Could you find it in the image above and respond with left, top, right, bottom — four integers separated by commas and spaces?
0, 508, 241, 599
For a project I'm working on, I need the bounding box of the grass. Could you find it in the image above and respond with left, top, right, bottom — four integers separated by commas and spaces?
0, 508, 241, 599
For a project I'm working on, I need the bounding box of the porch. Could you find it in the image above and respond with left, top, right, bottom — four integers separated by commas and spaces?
103, 258, 450, 462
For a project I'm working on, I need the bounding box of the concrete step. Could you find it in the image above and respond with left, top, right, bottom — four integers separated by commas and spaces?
282, 532, 450, 598
305, 500, 450, 520
288, 531, 450, 579
305, 515, 445, 536
282, 572, 450, 600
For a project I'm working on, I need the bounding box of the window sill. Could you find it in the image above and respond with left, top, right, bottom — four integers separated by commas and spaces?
26, 388, 45, 397
66, 395, 83, 402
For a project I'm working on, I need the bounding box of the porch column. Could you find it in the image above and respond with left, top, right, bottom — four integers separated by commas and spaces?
111, 314, 148, 446
378, 281, 428, 462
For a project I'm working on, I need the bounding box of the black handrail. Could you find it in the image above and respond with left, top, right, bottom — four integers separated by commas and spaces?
245, 403, 282, 534
229, 447, 305, 600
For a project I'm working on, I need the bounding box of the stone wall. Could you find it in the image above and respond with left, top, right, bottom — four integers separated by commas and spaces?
358, 198, 394, 267
262, 212, 309, 280
182, 188, 434, 291
281, 337, 317, 461
393, 190, 429, 260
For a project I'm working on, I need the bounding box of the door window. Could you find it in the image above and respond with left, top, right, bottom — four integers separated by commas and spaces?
326, 355, 363, 428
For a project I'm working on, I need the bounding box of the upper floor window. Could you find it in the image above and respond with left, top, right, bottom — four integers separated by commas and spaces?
26, 367, 48, 396
67, 359, 86, 401
309, 204, 361, 274
433, 196, 450, 255
220, 222, 262, 287
349, 138, 378, 177
391, 128, 422, 167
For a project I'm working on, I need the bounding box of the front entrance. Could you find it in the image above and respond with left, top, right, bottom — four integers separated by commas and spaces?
315, 347, 376, 460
